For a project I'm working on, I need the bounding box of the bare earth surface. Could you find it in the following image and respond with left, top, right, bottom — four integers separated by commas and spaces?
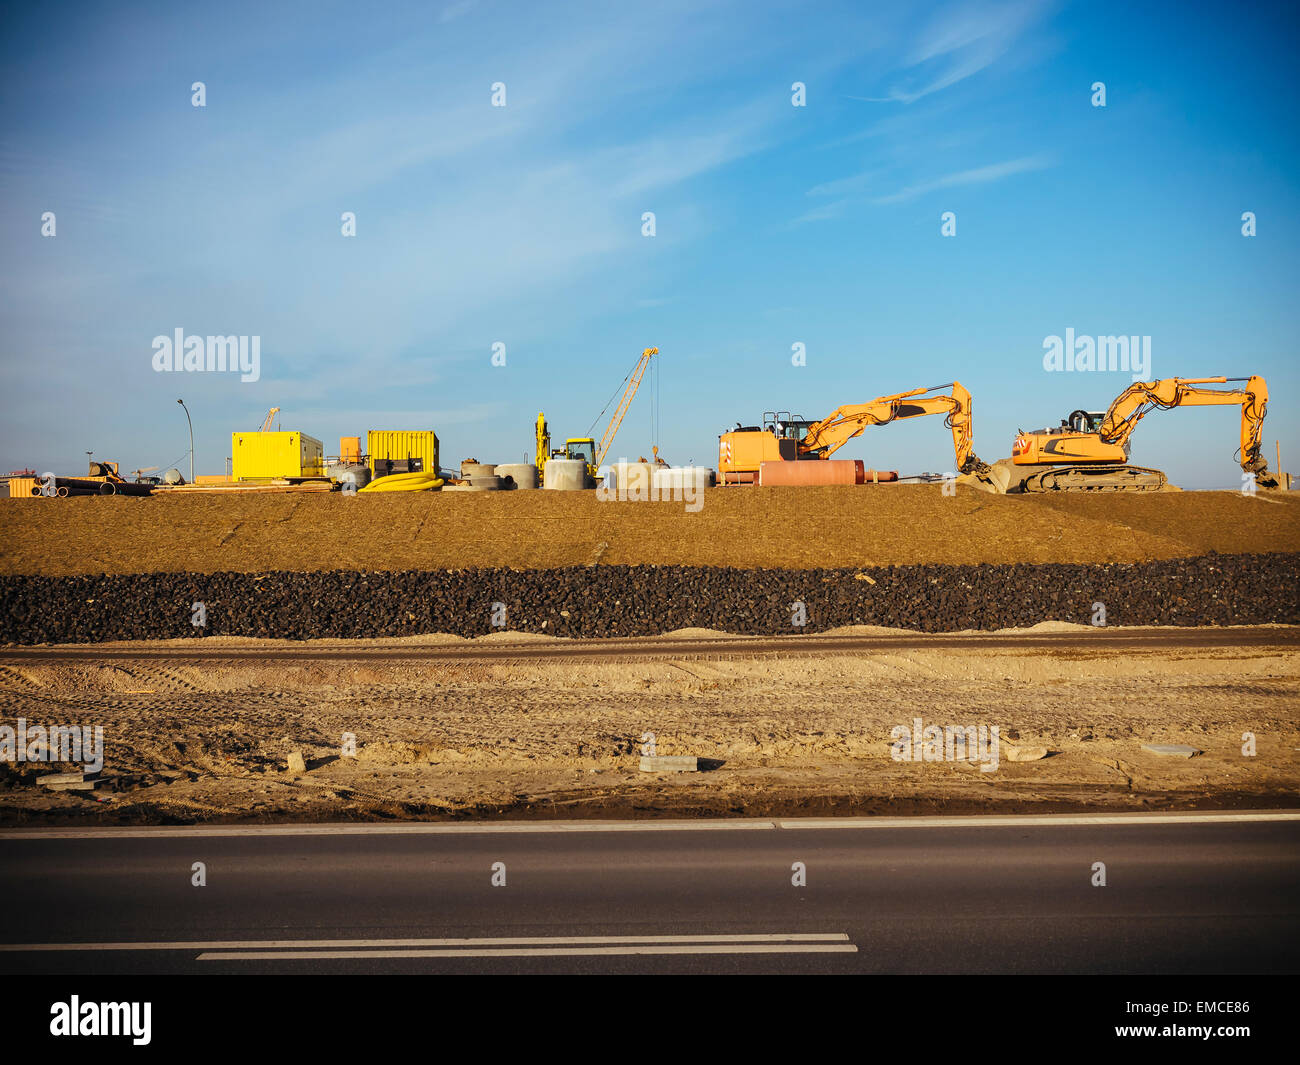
2, 627, 1296, 824
2, 486, 1298, 574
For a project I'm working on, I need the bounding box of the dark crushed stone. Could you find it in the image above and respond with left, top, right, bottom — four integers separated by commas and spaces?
0, 554, 1296, 645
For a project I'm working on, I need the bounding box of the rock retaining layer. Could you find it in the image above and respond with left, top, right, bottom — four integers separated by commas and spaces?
1, 554, 1296, 645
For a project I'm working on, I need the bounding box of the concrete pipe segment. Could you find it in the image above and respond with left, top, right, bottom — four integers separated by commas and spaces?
607, 461, 656, 495
494, 463, 539, 489
652, 466, 716, 493
543, 458, 588, 490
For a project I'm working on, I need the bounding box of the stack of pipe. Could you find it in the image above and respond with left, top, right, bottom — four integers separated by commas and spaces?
30, 477, 153, 497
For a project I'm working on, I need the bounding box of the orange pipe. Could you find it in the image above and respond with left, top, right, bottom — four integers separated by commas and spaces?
759, 460, 866, 485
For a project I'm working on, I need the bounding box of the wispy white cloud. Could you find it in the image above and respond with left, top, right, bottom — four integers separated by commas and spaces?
871, 153, 1054, 203
789, 199, 850, 226
849, 0, 1048, 104
438, 0, 479, 24
807, 170, 876, 198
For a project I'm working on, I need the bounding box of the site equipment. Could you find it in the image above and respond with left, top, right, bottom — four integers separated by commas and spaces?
1010, 375, 1279, 492
231, 431, 325, 481
259, 407, 280, 432
719, 382, 993, 485
537, 346, 658, 484
367, 430, 439, 480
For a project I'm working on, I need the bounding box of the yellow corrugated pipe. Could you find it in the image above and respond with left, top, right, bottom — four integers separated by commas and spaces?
356, 472, 444, 493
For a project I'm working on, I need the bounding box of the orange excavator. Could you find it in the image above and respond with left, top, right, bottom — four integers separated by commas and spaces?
719, 381, 998, 486
1010, 375, 1279, 492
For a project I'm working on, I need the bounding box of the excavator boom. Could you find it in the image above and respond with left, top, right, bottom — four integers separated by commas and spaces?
802, 381, 987, 474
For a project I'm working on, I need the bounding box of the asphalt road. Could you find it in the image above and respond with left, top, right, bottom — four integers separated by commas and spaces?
2, 812, 1297, 974
1, 625, 1294, 664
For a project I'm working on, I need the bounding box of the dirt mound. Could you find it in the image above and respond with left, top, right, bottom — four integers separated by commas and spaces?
2, 486, 1296, 576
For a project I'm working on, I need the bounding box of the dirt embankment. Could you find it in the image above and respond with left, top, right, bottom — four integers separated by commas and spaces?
1, 636, 1295, 825
1, 486, 1297, 576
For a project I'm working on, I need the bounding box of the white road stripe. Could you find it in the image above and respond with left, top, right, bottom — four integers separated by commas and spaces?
197, 944, 859, 960
2, 810, 1296, 840
776, 812, 1300, 829
0, 932, 851, 952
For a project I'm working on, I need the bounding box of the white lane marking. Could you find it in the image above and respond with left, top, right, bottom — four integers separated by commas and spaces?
198, 944, 859, 960
776, 812, 1300, 829
2, 810, 1296, 840
0, 933, 849, 953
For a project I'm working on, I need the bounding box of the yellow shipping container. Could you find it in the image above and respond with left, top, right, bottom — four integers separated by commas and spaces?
367, 430, 439, 478
231, 431, 324, 481
6, 477, 38, 499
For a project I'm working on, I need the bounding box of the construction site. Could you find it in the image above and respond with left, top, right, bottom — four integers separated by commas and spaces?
1, 349, 1297, 827
6, 0, 1300, 1000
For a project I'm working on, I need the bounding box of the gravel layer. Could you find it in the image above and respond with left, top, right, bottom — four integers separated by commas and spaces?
1, 553, 1296, 644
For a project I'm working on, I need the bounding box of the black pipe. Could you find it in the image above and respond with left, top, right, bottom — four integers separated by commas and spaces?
55, 477, 111, 492
98, 480, 152, 496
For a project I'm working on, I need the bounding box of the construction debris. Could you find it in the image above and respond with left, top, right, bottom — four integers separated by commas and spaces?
639, 756, 699, 772
39, 771, 96, 791
1141, 744, 1201, 758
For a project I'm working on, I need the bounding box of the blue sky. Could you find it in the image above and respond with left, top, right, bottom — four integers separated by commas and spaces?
2, 0, 1297, 488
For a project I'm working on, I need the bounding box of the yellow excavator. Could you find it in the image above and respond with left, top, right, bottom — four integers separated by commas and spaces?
537, 347, 658, 484
1010, 375, 1279, 491
719, 381, 1001, 487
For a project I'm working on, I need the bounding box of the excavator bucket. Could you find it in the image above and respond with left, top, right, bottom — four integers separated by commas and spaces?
956, 462, 1012, 495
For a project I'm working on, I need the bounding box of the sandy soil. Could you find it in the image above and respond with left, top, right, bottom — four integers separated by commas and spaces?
1, 629, 1296, 824
2, 485, 1297, 575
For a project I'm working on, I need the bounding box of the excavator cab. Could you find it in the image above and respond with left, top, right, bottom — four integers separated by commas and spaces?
1066, 410, 1107, 433
762, 412, 814, 445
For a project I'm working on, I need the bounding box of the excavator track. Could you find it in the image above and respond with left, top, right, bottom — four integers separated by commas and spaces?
1018, 465, 1168, 493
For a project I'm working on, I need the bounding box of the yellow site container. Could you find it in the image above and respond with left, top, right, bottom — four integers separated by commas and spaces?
231, 431, 324, 481
368, 430, 439, 478
6, 477, 37, 499
339, 436, 361, 464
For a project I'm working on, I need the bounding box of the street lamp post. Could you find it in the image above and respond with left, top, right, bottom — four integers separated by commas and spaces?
177, 399, 193, 484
